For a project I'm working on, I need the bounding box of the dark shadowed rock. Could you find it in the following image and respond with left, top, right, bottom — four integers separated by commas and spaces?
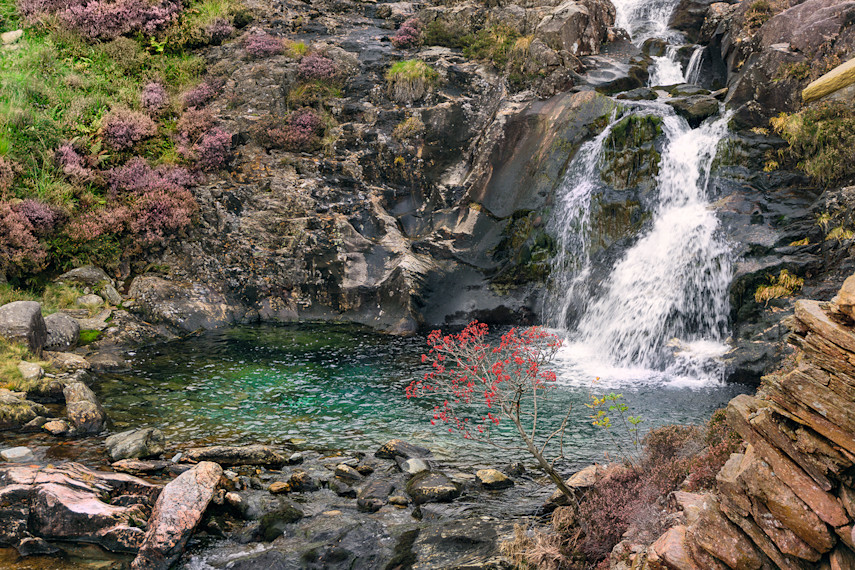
357, 479, 394, 513
257, 502, 304, 542
105, 428, 166, 461
0, 301, 46, 355
63, 381, 106, 433
666, 95, 719, 128
131, 461, 222, 570
406, 472, 461, 505
182, 444, 285, 467
43, 313, 80, 352
375, 439, 431, 460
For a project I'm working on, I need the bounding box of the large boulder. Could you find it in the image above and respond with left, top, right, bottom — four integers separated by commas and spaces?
668, 0, 724, 42
534, 0, 615, 57
43, 313, 80, 352
131, 461, 222, 570
105, 428, 166, 461
0, 462, 160, 552
0, 301, 46, 355
182, 444, 285, 467
63, 381, 107, 433
128, 276, 246, 332
666, 95, 719, 128
55, 265, 111, 288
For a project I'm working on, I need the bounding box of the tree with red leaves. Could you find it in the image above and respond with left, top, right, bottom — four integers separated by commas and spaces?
406, 321, 577, 499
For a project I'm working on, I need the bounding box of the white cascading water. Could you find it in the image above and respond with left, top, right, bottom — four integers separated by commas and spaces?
683, 46, 705, 85
548, 0, 732, 386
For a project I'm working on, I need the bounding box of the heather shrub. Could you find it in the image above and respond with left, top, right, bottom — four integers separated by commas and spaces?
297, 53, 339, 82
101, 108, 157, 150
194, 127, 232, 170
578, 465, 645, 561
206, 18, 235, 44
177, 107, 216, 141
141, 82, 168, 115
129, 186, 195, 244
244, 32, 283, 58
55, 143, 93, 179
270, 108, 323, 152
391, 17, 422, 49
386, 59, 438, 103
59, 0, 180, 40
66, 206, 130, 241
0, 201, 47, 276
15, 199, 64, 235
182, 78, 223, 109
0, 157, 20, 195
17, 0, 74, 18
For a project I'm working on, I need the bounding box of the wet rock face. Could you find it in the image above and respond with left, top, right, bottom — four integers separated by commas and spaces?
0, 463, 160, 553
534, 0, 616, 57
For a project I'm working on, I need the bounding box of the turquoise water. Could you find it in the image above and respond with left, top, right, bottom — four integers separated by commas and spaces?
96, 323, 750, 467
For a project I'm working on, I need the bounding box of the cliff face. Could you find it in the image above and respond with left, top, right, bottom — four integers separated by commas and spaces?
633, 278, 855, 569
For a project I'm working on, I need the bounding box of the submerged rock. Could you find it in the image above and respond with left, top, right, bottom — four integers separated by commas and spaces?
0, 446, 35, 463
131, 461, 222, 570
257, 502, 304, 542
182, 444, 285, 467
105, 428, 166, 461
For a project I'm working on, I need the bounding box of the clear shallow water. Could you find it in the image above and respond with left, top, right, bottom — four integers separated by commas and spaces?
97, 323, 749, 468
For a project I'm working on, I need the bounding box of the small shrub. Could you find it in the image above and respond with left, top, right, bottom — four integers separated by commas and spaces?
182, 79, 223, 109
744, 0, 773, 30
463, 25, 520, 68
770, 103, 855, 186
244, 32, 283, 58
129, 185, 195, 243
391, 17, 422, 49
286, 81, 342, 108
0, 201, 47, 276
66, 206, 130, 241
15, 199, 63, 235
193, 127, 232, 170
754, 269, 803, 304
257, 108, 324, 152
386, 59, 438, 103
422, 19, 470, 49
0, 157, 20, 195
392, 116, 425, 140
297, 54, 339, 82
177, 107, 216, 141
101, 108, 157, 151
287, 40, 308, 58
59, 0, 180, 40
141, 82, 168, 114
206, 18, 235, 44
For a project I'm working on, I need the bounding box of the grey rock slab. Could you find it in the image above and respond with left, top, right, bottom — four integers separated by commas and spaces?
0, 301, 47, 354
43, 313, 80, 351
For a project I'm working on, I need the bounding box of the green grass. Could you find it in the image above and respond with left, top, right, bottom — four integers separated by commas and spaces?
78, 329, 101, 344
770, 103, 855, 187
462, 25, 521, 69
386, 60, 438, 103
754, 269, 804, 305
0, 282, 86, 313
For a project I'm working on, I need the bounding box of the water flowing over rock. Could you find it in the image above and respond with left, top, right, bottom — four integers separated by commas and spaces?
131, 461, 222, 570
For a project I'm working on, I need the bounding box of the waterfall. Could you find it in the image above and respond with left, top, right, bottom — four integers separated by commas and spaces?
547, 108, 732, 383
611, 0, 683, 44
649, 45, 685, 86
683, 46, 704, 85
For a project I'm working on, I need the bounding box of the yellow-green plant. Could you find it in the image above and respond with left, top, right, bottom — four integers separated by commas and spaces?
754, 269, 803, 305
392, 116, 425, 140
586, 390, 644, 468
386, 60, 438, 104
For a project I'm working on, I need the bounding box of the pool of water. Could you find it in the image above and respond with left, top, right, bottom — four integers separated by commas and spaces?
95, 323, 750, 468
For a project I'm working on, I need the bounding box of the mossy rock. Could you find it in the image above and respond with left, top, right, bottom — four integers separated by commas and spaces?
601, 114, 663, 190
490, 211, 557, 293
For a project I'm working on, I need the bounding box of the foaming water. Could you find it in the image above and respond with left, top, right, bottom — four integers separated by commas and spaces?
548, 105, 732, 386
611, 0, 682, 44
649, 47, 685, 86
